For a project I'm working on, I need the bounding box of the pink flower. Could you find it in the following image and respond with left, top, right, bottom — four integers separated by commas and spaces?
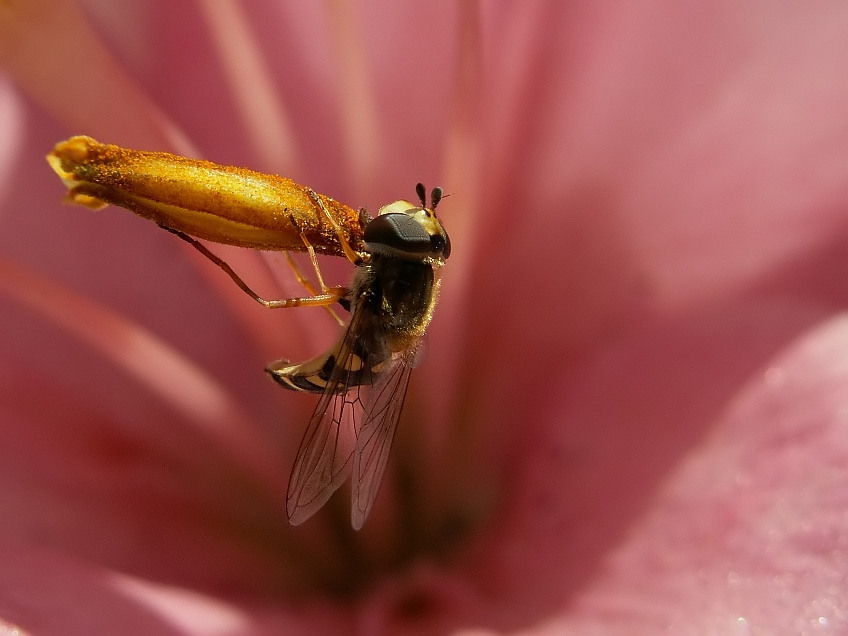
2, 1, 848, 633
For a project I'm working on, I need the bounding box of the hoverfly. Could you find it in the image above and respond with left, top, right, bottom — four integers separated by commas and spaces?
47, 136, 450, 529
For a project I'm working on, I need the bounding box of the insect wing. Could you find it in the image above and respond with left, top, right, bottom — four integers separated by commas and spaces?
351, 348, 416, 530
285, 320, 369, 526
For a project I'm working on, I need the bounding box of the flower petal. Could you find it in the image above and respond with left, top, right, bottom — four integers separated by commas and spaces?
557, 314, 848, 632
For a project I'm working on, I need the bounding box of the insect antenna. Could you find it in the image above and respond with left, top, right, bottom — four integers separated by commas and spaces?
415, 183, 446, 211
430, 186, 444, 210
415, 182, 427, 208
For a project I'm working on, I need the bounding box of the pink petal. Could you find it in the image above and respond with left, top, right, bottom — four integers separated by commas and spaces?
0, 539, 253, 635
559, 315, 848, 632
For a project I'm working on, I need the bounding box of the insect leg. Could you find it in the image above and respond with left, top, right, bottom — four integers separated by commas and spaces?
283, 211, 348, 324
284, 209, 338, 296
161, 226, 348, 309
306, 188, 366, 266
284, 252, 345, 325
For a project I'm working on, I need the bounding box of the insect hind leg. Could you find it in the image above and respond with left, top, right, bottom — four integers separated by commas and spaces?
283, 210, 352, 324
284, 251, 345, 325
160, 225, 349, 311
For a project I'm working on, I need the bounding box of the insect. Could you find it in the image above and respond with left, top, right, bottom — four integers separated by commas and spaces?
47, 136, 451, 529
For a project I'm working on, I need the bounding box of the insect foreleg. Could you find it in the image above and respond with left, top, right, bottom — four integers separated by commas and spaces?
306, 188, 367, 266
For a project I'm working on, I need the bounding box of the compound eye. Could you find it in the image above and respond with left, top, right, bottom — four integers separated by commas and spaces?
364, 213, 433, 257
431, 231, 451, 259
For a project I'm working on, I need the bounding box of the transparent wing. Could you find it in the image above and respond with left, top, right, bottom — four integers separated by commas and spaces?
285, 313, 371, 526
350, 348, 416, 530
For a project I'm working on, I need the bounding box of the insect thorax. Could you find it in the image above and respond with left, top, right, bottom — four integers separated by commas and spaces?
267, 255, 437, 394
361, 255, 437, 337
